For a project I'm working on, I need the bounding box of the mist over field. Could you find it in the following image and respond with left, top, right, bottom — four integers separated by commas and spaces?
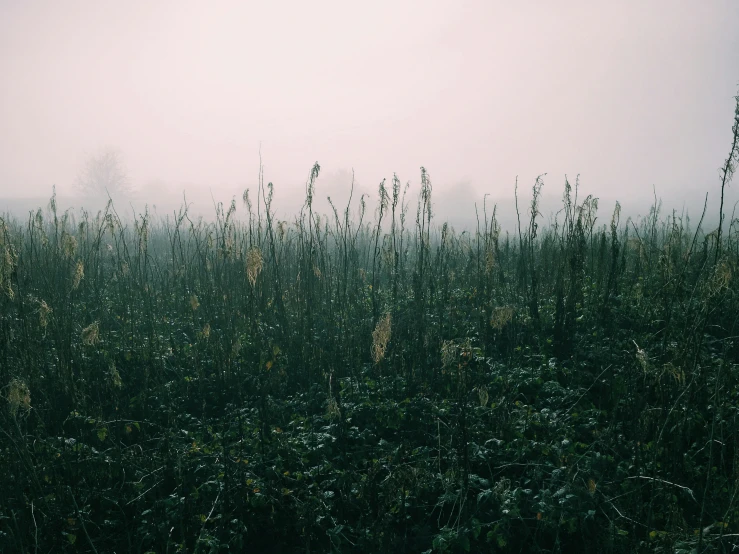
2, 1, 739, 230
5, 3, 739, 553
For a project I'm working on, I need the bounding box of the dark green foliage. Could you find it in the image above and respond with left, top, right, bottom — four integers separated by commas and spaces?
2, 169, 739, 553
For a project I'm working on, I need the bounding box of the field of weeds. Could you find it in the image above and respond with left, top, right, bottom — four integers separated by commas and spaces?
2, 108, 739, 552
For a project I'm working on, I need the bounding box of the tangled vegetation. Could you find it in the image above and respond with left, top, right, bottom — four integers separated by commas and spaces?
2, 99, 739, 553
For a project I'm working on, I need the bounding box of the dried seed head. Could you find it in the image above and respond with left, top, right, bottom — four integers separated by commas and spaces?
633, 340, 648, 372
190, 295, 200, 311
38, 300, 52, 328
0, 229, 18, 300
477, 385, 489, 407
327, 396, 341, 419
138, 223, 148, 252
485, 248, 495, 275
62, 234, 77, 259
372, 313, 392, 364
712, 261, 732, 293
246, 246, 264, 286
81, 321, 100, 346
199, 322, 211, 340
231, 338, 242, 357
72, 260, 84, 290
7, 378, 31, 415
491, 306, 514, 330
108, 362, 122, 389
224, 234, 235, 257
3, 243, 16, 269
441, 340, 457, 368
587, 479, 597, 495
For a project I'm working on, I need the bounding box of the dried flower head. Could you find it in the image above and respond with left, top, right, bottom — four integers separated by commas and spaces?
327, 396, 341, 419
441, 340, 457, 367
231, 338, 242, 357
587, 479, 597, 495
491, 306, 514, 330
72, 260, 84, 290
7, 378, 31, 415
224, 234, 235, 258
485, 248, 495, 275
190, 295, 200, 311
81, 321, 100, 346
246, 246, 264, 286
62, 234, 78, 259
476, 385, 489, 407
38, 300, 52, 328
0, 226, 18, 299
277, 221, 288, 241
108, 362, 123, 388
372, 313, 392, 364
633, 340, 648, 372
711, 260, 732, 294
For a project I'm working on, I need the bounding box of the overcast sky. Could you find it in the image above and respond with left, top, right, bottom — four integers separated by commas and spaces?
1, 1, 738, 224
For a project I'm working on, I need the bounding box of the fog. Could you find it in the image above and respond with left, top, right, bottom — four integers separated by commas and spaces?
1, 1, 738, 230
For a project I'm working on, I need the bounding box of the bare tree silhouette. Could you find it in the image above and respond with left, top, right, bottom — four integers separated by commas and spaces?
76, 148, 131, 198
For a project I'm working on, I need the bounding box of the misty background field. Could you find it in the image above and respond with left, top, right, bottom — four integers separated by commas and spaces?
3, 1, 739, 553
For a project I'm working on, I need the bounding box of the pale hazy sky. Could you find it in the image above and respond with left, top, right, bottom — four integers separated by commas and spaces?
1, 1, 738, 221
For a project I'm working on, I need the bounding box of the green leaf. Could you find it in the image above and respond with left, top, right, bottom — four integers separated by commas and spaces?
97, 427, 108, 441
